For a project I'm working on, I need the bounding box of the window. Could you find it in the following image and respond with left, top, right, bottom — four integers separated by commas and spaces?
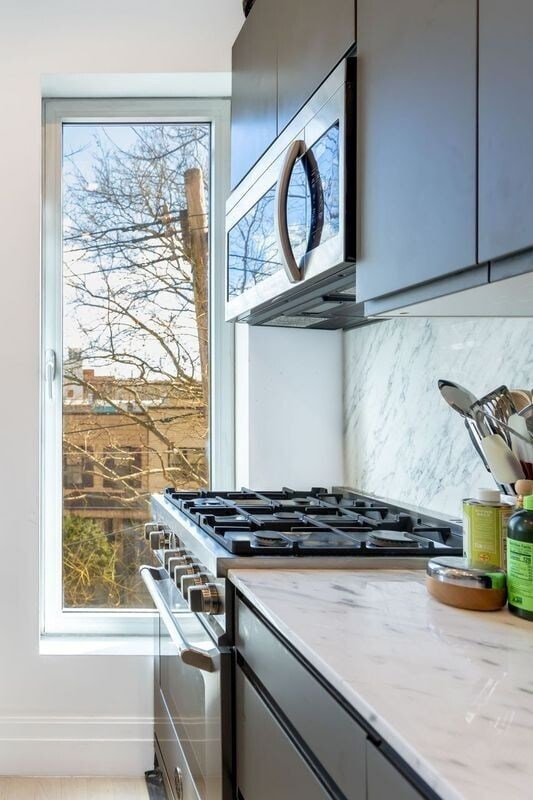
42, 99, 233, 635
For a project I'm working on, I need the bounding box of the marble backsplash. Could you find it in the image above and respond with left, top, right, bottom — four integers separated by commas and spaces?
343, 317, 533, 518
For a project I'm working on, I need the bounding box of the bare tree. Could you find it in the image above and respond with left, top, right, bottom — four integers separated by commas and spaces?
61, 123, 212, 607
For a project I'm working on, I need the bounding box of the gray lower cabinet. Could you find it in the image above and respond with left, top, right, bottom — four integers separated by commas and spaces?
356, 0, 477, 303
236, 666, 333, 800
367, 743, 424, 800
478, 0, 533, 263
235, 598, 433, 800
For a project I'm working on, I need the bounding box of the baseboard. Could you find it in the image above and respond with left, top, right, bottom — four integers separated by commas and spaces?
0, 716, 154, 776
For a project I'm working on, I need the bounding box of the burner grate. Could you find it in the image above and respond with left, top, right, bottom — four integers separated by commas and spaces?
163, 486, 463, 557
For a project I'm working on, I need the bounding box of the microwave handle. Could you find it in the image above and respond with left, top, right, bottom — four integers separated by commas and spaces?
276, 139, 306, 283
140, 565, 217, 673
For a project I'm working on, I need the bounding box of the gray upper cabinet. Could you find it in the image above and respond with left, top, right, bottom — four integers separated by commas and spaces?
230, 0, 356, 191
356, 0, 478, 303
277, 0, 356, 133
478, 0, 533, 263
231, 0, 278, 190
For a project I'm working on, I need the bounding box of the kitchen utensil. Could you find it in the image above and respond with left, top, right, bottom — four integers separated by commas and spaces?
480, 434, 525, 487
510, 389, 532, 412
519, 403, 533, 437
470, 385, 519, 437
508, 414, 533, 479
516, 479, 533, 498
437, 379, 478, 418
475, 409, 533, 446
437, 379, 507, 491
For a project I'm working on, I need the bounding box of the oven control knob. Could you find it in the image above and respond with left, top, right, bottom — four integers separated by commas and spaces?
188, 583, 222, 615
164, 549, 191, 568
149, 530, 166, 550
148, 525, 173, 549
166, 556, 193, 577
144, 522, 161, 540
181, 572, 209, 597
173, 562, 202, 582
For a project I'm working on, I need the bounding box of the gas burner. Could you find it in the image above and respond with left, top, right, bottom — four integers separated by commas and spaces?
367, 530, 420, 548
252, 530, 289, 548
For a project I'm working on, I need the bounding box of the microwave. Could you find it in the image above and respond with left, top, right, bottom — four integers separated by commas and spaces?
225, 58, 364, 330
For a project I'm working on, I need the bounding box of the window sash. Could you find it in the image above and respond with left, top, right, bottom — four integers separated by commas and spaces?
41, 98, 234, 636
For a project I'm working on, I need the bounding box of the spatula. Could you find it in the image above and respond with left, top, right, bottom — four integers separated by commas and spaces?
480, 434, 525, 488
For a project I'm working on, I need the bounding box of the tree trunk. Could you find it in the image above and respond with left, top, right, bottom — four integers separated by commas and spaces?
184, 168, 209, 408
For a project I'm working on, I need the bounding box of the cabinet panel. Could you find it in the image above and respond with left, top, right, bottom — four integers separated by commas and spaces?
356, 0, 477, 302
231, 0, 278, 189
479, 0, 533, 262
236, 667, 333, 800
277, 0, 355, 132
367, 743, 425, 800
236, 599, 366, 800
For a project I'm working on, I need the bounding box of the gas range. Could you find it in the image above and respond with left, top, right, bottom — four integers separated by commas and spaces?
147, 486, 463, 626
142, 487, 463, 800
158, 485, 462, 558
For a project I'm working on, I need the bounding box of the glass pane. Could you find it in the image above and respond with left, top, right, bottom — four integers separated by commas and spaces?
308, 122, 340, 250
227, 185, 283, 298
61, 123, 211, 609
286, 157, 309, 267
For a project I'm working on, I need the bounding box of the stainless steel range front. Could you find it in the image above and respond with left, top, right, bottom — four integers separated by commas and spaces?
141, 486, 463, 800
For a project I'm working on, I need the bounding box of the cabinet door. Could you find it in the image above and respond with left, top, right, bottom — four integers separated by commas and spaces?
356, 0, 477, 303
277, 0, 355, 132
231, 0, 278, 189
479, 0, 533, 262
367, 743, 425, 800
236, 667, 333, 800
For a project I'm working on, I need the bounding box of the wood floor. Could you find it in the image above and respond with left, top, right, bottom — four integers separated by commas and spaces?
0, 778, 149, 799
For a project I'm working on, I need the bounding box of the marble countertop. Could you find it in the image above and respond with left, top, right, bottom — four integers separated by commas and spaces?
228, 568, 533, 800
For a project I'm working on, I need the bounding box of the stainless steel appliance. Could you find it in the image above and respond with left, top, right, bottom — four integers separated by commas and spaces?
141, 486, 462, 800
225, 59, 362, 330
140, 561, 232, 800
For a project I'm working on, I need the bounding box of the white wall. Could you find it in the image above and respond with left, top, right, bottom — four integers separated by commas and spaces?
235, 325, 344, 489
0, 0, 242, 777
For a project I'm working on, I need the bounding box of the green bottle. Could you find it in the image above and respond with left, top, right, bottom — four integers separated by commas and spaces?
507, 496, 533, 620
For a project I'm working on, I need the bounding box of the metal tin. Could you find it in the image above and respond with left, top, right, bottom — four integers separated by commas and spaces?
463, 492, 514, 569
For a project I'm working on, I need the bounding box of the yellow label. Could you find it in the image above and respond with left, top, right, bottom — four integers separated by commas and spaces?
463, 501, 512, 569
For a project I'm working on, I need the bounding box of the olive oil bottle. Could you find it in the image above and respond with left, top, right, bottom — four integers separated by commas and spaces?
507, 496, 533, 620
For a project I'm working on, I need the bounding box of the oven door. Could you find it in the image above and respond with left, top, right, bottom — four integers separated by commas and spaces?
225, 66, 352, 323
141, 566, 231, 800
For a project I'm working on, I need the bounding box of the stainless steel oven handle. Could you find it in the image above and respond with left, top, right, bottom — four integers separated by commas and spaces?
140, 566, 217, 673
275, 139, 306, 283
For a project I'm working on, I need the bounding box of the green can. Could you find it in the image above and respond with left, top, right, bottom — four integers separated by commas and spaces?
507, 496, 533, 621
463, 489, 514, 569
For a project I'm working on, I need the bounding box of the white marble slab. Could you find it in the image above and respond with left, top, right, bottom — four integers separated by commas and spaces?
229, 568, 533, 800
343, 317, 533, 517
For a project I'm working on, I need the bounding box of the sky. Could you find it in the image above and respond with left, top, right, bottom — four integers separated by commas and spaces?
61, 122, 210, 381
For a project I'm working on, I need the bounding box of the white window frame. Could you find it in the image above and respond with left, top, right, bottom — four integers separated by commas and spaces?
41, 98, 234, 636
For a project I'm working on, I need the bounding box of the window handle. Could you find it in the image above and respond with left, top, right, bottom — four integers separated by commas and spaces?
45, 349, 57, 400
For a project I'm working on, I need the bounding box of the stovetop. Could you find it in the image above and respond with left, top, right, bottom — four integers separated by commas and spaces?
162, 486, 463, 557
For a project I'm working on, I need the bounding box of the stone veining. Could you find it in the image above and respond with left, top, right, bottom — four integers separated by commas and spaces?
343, 317, 533, 517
